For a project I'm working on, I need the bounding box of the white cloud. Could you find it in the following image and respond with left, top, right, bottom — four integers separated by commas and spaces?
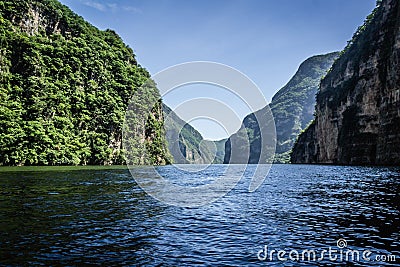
82, 1, 142, 14
106, 3, 118, 12
123, 6, 142, 14
83, 1, 106, 12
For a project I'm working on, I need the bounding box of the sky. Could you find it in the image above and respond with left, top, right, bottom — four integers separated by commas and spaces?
59, 0, 376, 140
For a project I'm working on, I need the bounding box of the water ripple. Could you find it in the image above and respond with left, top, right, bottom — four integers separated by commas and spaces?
0, 165, 399, 266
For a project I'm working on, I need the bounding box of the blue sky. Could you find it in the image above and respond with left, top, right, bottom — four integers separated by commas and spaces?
59, 0, 376, 140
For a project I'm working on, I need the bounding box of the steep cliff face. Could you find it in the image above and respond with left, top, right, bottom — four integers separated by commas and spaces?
0, 0, 171, 165
291, 0, 400, 165
224, 108, 275, 164
224, 53, 337, 164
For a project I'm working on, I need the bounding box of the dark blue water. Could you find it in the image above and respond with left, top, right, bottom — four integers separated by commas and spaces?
0, 165, 399, 266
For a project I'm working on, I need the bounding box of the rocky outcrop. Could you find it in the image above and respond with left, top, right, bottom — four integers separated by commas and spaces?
289, 122, 317, 164
291, 0, 400, 165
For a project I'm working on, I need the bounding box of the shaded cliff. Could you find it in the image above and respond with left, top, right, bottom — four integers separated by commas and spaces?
208, 138, 226, 164
0, 0, 172, 165
163, 104, 225, 164
291, 0, 400, 165
224, 107, 275, 164
224, 53, 337, 164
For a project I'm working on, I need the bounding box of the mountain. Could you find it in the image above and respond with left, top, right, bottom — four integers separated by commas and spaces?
0, 0, 172, 165
224, 52, 338, 164
224, 107, 276, 164
268, 52, 338, 162
163, 104, 225, 164
291, 0, 400, 165
208, 138, 226, 164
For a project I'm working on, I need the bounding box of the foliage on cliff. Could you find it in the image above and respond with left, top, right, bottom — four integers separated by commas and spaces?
270, 52, 338, 162
0, 0, 171, 165
317, 1, 385, 108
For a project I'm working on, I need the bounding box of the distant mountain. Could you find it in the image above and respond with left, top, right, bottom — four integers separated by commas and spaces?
208, 138, 227, 164
0, 0, 172, 165
163, 104, 225, 164
291, 0, 400, 165
224, 107, 275, 164
224, 52, 338, 164
269, 52, 339, 162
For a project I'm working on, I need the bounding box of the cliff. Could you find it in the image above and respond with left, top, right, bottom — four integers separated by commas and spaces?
0, 0, 172, 165
224, 108, 275, 164
224, 53, 337, 164
291, 0, 400, 165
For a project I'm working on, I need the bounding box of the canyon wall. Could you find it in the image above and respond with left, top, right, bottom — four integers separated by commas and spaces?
291, 0, 400, 165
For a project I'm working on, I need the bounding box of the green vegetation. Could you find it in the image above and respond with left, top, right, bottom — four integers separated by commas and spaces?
0, 0, 171, 165
270, 53, 338, 162
317, 0, 386, 108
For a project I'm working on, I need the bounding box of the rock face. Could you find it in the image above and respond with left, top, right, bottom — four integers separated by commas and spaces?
226, 104, 281, 164
0, 0, 172, 165
224, 53, 337, 164
291, 0, 400, 165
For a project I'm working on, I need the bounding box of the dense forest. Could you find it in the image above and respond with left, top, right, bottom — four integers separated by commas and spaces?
0, 0, 172, 165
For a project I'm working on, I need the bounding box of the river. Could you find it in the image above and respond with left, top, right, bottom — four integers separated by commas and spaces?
0, 165, 399, 266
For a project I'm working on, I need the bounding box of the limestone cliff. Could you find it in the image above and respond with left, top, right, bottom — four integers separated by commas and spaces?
291, 0, 400, 165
